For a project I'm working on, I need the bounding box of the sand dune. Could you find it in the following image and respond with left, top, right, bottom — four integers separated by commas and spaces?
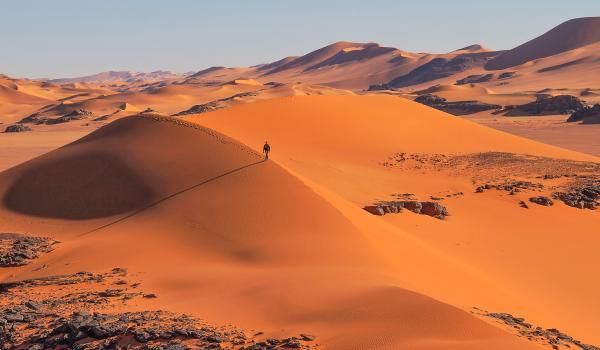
1, 15, 600, 350
0, 112, 548, 350
487, 17, 600, 70
193, 95, 600, 345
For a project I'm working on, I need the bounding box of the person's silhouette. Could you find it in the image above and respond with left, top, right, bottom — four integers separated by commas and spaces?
263, 141, 271, 160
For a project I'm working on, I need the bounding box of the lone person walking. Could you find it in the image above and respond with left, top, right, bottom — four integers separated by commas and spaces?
263, 141, 271, 160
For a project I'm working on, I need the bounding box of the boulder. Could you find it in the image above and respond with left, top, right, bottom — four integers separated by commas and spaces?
529, 196, 554, 206
420, 202, 449, 219
567, 104, 600, 123
4, 124, 31, 133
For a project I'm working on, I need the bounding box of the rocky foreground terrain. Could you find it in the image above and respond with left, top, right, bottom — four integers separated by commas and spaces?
381, 151, 600, 212
474, 308, 599, 350
0, 236, 318, 350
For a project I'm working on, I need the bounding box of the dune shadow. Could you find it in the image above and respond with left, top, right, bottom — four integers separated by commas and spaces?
85, 159, 265, 234
3, 153, 156, 220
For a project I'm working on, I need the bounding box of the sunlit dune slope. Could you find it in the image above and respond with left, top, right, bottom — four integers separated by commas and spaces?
192, 95, 600, 345
0, 114, 541, 350
487, 17, 600, 70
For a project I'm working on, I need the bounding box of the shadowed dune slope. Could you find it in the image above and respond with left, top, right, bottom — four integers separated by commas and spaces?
486, 17, 600, 70
0, 114, 542, 350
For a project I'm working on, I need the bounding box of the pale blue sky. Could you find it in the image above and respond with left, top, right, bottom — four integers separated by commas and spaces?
1, 0, 599, 78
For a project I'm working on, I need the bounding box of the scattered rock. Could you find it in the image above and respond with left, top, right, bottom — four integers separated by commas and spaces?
414, 94, 501, 115
0, 233, 58, 267
367, 83, 392, 91
477, 310, 599, 350
498, 72, 516, 80
363, 201, 448, 220
0, 269, 319, 350
174, 92, 258, 116
475, 181, 543, 194
553, 185, 600, 209
567, 104, 600, 124
455, 73, 494, 85
4, 124, 31, 133
504, 95, 587, 116
529, 196, 554, 206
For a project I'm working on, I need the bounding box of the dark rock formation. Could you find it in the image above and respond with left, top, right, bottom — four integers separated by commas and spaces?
174, 102, 220, 116
475, 181, 543, 194
19, 109, 95, 125
504, 95, 587, 116
567, 104, 600, 123
0, 269, 318, 350
455, 73, 494, 85
363, 201, 448, 220
498, 72, 516, 79
529, 196, 554, 206
46, 109, 95, 125
4, 124, 31, 133
0, 233, 58, 267
174, 92, 258, 116
18, 113, 46, 125
389, 51, 500, 88
478, 310, 600, 350
414, 94, 501, 115
553, 185, 600, 209
367, 83, 392, 91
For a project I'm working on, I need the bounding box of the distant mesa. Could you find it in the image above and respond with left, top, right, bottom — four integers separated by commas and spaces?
486, 17, 600, 70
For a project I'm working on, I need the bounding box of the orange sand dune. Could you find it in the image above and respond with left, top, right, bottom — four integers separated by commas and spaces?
192, 95, 600, 344
0, 113, 543, 350
487, 17, 600, 70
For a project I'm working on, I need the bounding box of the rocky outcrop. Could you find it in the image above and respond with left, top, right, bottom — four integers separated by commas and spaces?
174, 102, 220, 116
477, 310, 600, 350
475, 181, 543, 195
46, 109, 94, 125
504, 95, 587, 116
19, 109, 95, 125
498, 71, 516, 79
0, 233, 58, 267
389, 51, 500, 88
174, 92, 259, 116
367, 83, 392, 91
455, 73, 494, 85
567, 104, 600, 123
0, 269, 318, 350
529, 196, 554, 206
553, 185, 600, 209
363, 201, 448, 220
414, 94, 501, 115
4, 124, 31, 133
